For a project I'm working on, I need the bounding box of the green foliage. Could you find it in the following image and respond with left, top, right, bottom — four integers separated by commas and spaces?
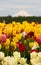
0, 16, 41, 23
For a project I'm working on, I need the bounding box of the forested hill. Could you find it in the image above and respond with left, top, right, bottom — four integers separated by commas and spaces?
0, 16, 41, 23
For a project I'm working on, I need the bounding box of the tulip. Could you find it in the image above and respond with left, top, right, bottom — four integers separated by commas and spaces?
29, 49, 38, 53
36, 34, 41, 44
16, 42, 26, 53
24, 35, 28, 39
28, 31, 34, 37
1, 34, 6, 43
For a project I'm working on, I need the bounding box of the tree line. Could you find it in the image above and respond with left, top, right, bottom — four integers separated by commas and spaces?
0, 16, 41, 23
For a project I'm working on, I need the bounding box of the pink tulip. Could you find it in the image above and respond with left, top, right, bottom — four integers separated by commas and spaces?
1, 34, 6, 43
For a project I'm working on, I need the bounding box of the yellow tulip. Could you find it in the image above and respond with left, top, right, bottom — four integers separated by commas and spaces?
11, 41, 16, 49
16, 33, 22, 40
4, 39, 10, 46
0, 44, 2, 50
5, 45, 9, 49
13, 37, 19, 42
24, 40, 27, 44
29, 42, 34, 48
29, 41, 39, 48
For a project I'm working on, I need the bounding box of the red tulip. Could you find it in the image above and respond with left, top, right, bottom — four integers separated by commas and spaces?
16, 42, 27, 53
36, 34, 41, 44
28, 31, 34, 37
19, 46, 26, 53
29, 49, 38, 53
16, 42, 23, 48
33, 36, 37, 41
10, 47, 13, 51
24, 35, 28, 39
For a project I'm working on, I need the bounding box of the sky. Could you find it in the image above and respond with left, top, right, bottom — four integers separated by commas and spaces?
0, 0, 41, 16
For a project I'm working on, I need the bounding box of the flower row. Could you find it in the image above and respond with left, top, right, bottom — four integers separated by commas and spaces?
0, 51, 41, 65
0, 21, 41, 63
0, 51, 28, 65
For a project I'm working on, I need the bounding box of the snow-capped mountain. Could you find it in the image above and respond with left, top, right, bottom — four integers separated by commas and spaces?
13, 11, 32, 17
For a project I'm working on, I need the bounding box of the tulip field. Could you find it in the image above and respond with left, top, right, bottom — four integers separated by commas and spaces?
0, 21, 41, 65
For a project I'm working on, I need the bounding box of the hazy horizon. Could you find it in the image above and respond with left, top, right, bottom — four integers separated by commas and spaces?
0, 0, 41, 16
